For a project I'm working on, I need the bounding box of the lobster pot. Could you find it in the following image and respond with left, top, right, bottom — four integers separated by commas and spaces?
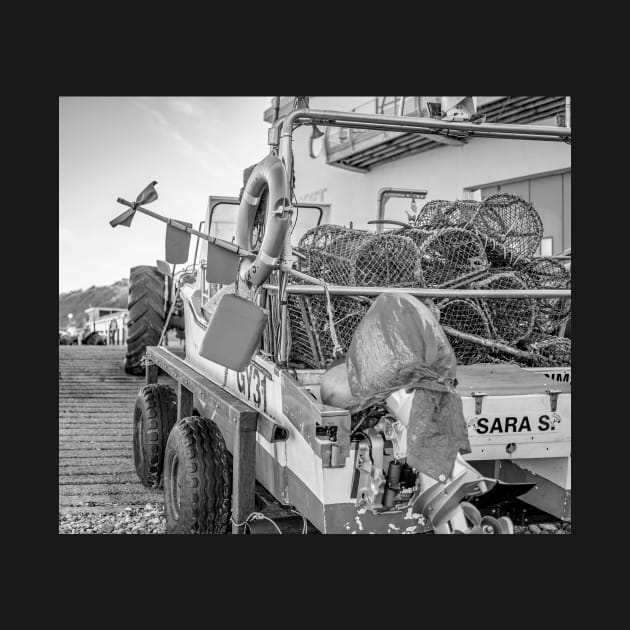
287, 294, 370, 369
413, 198, 481, 229
521, 333, 571, 367
412, 199, 454, 228
517, 257, 571, 334
471, 271, 537, 344
473, 193, 543, 266
298, 225, 422, 288
298, 225, 370, 284
438, 298, 492, 364
415, 194, 543, 267
406, 227, 489, 287
352, 233, 422, 287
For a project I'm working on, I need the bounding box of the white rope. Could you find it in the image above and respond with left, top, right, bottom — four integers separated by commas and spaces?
322, 283, 343, 358
230, 512, 283, 534
291, 509, 308, 535
231, 509, 308, 535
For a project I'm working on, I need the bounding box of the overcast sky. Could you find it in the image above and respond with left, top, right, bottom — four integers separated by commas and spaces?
59, 97, 272, 293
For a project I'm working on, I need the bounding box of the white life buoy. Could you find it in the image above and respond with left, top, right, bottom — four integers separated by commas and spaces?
236, 155, 291, 289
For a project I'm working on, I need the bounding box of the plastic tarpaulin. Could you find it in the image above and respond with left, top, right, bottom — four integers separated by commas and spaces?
346, 293, 471, 480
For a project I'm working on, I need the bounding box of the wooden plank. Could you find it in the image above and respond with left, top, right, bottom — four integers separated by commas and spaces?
178, 383, 193, 420
146, 362, 159, 384
231, 411, 259, 534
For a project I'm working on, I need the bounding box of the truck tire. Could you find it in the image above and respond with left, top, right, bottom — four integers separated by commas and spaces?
163, 416, 232, 534
133, 384, 178, 489
125, 265, 168, 375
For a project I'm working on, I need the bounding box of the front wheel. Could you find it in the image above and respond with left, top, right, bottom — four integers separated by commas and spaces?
163, 416, 232, 534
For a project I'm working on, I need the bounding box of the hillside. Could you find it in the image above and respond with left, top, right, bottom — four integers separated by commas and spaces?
59, 278, 129, 329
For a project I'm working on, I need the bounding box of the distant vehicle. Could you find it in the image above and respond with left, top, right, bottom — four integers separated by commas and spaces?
59, 329, 78, 345
82, 331, 106, 345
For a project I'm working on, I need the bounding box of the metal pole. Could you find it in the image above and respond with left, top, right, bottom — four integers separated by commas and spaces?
286, 120, 564, 143
279, 109, 571, 141
376, 188, 428, 233
115, 198, 254, 257
262, 283, 571, 299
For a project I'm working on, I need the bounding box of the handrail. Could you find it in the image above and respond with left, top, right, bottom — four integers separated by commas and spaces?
262, 284, 571, 299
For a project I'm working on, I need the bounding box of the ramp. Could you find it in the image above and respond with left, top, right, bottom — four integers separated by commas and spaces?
58, 346, 176, 515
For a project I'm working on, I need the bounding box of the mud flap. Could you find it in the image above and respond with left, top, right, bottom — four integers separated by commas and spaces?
469, 480, 536, 509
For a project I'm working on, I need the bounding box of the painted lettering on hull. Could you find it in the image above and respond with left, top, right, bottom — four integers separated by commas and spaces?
472, 414, 561, 434
236, 364, 268, 414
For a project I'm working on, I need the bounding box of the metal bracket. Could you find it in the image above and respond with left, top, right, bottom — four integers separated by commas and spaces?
546, 389, 561, 412
272, 205, 294, 217
268, 127, 280, 146
472, 392, 486, 415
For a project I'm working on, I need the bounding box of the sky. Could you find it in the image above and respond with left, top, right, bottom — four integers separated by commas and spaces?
59, 97, 272, 293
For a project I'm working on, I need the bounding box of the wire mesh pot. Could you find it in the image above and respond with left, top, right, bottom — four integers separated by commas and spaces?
470, 271, 537, 344
471, 193, 543, 266
297, 225, 369, 284
521, 333, 572, 367
412, 199, 454, 228
287, 294, 370, 368
406, 226, 489, 287
517, 256, 571, 334
414, 194, 543, 267
297, 224, 423, 287
438, 298, 492, 364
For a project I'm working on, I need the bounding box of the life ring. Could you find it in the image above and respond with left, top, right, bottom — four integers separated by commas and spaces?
236, 155, 291, 289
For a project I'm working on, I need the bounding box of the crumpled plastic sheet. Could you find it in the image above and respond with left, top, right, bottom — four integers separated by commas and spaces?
346, 292, 471, 480
406, 388, 471, 481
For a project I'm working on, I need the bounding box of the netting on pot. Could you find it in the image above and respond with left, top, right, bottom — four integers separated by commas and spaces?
297, 224, 423, 288
287, 294, 371, 369
469, 193, 543, 266
437, 298, 492, 364
520, 333, 571, 367
297, 225, 370, 284
352, 232, 422, 287
412, 199, 454, 228
406, 227, 489, 287
470, 271, 537, 344
517, 257, 571, 334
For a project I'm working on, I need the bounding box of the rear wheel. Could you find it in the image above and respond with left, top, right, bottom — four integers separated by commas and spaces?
83, 331, 105, 345
125, 265, 168, 375
133, 384, 177, 489
163, 416, 232, 534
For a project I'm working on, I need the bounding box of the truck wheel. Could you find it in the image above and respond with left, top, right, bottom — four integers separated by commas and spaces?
125, 265, 168, 375
163, 416, 232, 534
133, 384, 177, 489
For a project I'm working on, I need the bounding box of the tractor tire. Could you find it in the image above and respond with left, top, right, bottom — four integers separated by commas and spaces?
83, 331, 105, 345
163, 416, 232, 534
125, 265, 168, 375
133, 384, 178, 489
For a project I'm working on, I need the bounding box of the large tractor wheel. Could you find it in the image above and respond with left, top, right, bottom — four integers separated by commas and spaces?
163, 416, 232, 534
133, 384, 178, 489
125, 265, 168, 375
83, 331, 105, 345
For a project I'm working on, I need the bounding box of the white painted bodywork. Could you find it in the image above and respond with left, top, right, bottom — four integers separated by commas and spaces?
180, 281, 572, 511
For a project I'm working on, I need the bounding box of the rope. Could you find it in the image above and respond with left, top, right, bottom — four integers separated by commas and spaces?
322, 283, 343, 358
230, 512, 283, 534
230, 510, 309, 534
291, 509, 308, 534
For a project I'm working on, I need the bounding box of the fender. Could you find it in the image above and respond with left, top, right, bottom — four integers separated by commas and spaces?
236, 155, 291, 288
